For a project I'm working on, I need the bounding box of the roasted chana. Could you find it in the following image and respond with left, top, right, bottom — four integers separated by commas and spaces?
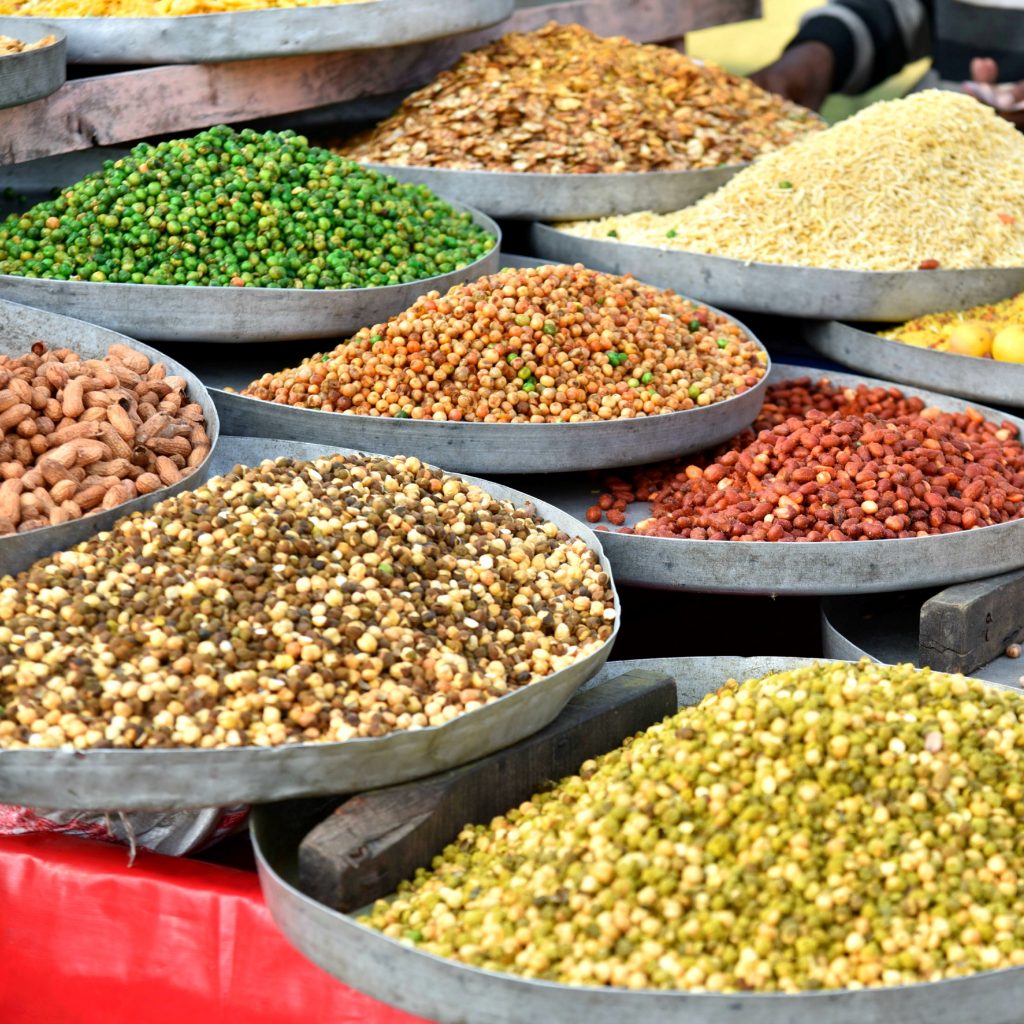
0, 454, 615, 750
364, 661, 1024, 991
242, 264, 767, 423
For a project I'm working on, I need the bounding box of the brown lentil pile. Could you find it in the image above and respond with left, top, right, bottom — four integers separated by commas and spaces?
0, 341, 210, 536
0, 454, 615, 750
364, 661, 1024, 992
242, 265, 767, 423
587, 377, 1024, 540
340, 23, 820, 173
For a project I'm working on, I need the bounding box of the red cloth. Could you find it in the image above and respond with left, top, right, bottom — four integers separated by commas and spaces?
0, 834, 427, 1024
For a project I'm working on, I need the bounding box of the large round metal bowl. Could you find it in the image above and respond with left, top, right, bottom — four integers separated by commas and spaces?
804, 320, 1024, 411
0, 203, 500, 343
0, 435, 619, 811
37, 0, 512, 64
0, 18, 65, 109
356, 163, 742, 221
0, 296, 219, 577
531, 223, 1024, 322
252, 654, 1024, 1024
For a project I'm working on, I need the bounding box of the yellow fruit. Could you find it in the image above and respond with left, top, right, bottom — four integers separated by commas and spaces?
992, 324, 1024, 363
946, 322, 993, 358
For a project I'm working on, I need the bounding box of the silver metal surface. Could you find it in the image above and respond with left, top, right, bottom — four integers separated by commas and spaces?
514, 362, 1024, 595
358, 163, 741, 221
821, 596, 1024, 688
252, 654, 1024, 1024
0, 204, 500, 343
0, 435, 619, 811
203, 283, 770, 475
530, 223, 1024, 322
805, 320, 1024, 411
0, 297, 219, 577
45, 0, 512, 65
0, 19, 65, 110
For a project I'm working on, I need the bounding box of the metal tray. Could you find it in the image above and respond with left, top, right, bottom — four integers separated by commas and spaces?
197, 278, 770, 475
821, 594, 1024, 689
0, 18, 65, 110
0, 204, 500, 343
509, 362, 1024, 596
0, 434, 619, 811
805, 320, 1024, 411
356, 163, 742, 221
252, 653, 1024, 1024
43, 0, 512, 65
530, 223, 1024, 322
0, 296, 219, 577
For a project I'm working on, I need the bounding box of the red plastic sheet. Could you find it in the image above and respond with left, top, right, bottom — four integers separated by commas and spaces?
0, 834, 427, 1024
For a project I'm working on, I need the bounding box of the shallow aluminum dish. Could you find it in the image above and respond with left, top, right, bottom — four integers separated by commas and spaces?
0, 204, 499, 343
530, 223, 1024, 322
512, 362, 1024, 596
358, 163, 742, 221
0, 18, 65, 110
203, 283, 770, 475
805, 320, 1024, 410
0, 434, 619, 811
41, 0, 512, 65
251, 653, 1024, 1024
821, 594, 1024, 688
0, 297, 219, 577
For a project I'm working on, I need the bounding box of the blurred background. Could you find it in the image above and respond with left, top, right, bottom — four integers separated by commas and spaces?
688, 0, 930, 120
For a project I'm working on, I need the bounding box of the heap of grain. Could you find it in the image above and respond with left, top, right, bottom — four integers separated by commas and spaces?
341, 23, 820, 174
242, 264, 766, 423
0, 453, 615, 750
364, 660, 1024, 991
558, 91, 1024, 271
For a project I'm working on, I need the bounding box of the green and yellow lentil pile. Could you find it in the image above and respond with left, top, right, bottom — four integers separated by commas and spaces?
0, 453, 615, 750
365, 661, 1024, 992
0, 126, 494, 288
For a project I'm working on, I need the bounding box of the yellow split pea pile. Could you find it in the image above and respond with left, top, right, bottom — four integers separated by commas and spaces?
243, 264, 767, 423
0, 454, 615, 750
365, 661, 1024, 992
342, 23, 819, 173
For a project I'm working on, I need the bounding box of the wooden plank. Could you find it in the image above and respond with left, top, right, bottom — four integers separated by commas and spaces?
298, 669, 677, 912
919, 567, 1024, 674
0, 0, 760, 165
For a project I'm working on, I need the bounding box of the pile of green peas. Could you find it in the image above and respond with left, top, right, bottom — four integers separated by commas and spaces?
0, 125, 495, 289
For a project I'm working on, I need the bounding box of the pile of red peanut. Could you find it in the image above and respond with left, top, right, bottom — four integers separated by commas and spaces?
588, 377, 1024, 541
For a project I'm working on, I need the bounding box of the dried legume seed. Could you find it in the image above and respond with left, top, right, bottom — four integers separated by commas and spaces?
0, 126, 493, 289
0, 340, 208, 535
592, 377, 1024, 541
342, 23, 820, 174
0, 453, 615, 750
364, 660, 1024, 991
242, 264, 767, 423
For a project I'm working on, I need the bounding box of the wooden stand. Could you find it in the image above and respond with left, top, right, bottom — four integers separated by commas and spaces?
0, 0, 759, 165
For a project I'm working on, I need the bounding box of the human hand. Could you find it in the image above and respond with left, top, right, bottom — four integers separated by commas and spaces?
750, 42, 835, 111
963, 57, 1024, 128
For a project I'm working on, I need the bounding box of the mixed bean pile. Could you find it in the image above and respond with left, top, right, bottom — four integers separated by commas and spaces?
365, 661, 1024, 991
342, 23, 820, 174
587, 377, 1024, 540
0, 341, 209, 535
242, 264, 766, 423
0, 454, 615, 750
0, 126, 494, 288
